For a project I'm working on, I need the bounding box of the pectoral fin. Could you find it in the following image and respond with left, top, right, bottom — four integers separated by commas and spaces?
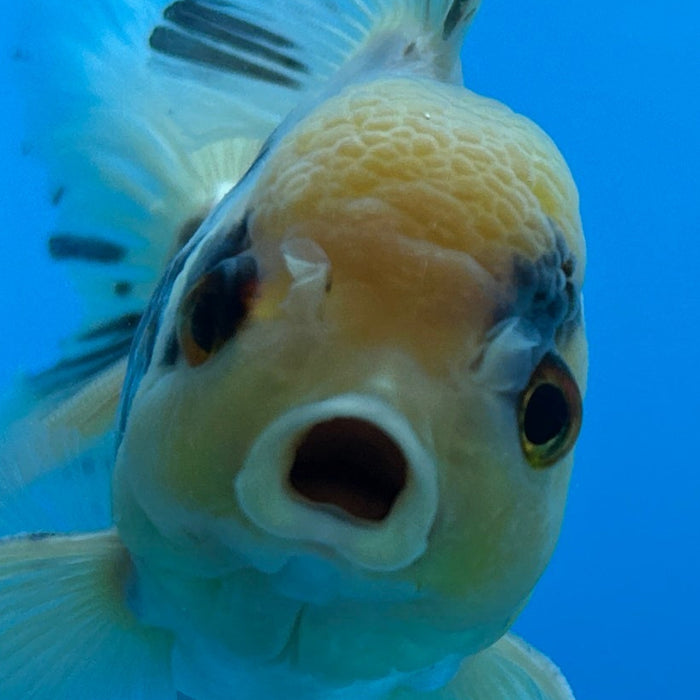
0, 529, 175, 699
448, 633, 575, 700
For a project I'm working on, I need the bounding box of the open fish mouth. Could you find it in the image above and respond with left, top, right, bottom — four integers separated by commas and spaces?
289, 417, 409, 522
235, 394, 438, 571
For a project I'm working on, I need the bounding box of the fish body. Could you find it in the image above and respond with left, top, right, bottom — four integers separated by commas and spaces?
0, 1, 585, 699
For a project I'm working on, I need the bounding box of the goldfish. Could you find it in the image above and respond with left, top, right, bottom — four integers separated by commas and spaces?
0, 0, 586, 698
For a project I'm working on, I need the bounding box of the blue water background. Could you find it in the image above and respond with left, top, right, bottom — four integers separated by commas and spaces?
0, 2, 698, 699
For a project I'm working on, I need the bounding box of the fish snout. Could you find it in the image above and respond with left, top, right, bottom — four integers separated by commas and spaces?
234, 395, 438, 571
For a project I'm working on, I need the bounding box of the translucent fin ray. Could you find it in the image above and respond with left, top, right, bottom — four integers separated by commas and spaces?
448, 633, 575, 699
8, 0, 480, 425
0, 531, 175, 699
0, 363, 128, 537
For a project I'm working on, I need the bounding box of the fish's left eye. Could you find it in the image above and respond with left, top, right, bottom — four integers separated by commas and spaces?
518, 353, 582, 468
177, 254, 258, 367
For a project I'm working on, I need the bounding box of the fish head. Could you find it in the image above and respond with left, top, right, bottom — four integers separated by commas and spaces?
113, 75, 586, 684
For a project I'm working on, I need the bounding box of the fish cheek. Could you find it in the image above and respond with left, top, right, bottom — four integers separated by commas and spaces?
138, 320, 309, 515
114, 364, 248, 533
407, 393, 570, 621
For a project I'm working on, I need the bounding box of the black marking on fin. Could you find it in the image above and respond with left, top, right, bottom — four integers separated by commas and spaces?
166, 1, 295, 49
51, 186, 65, 207
49, 233, 126, 264
28, 532, 55, 541
114, 281, 133, 297
29, 337, 134, 397
443, 0, 478, 39
150, 27, 302, 88
28, 313, 142, 397
163, 1, 308, 73
78, 313, 142, 342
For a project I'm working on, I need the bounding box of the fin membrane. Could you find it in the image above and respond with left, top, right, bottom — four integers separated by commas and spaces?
6, 0, 481, 468
0, 419, 117, 537
11, 0, 482, 400
447, 633, 575, 699
0, 357, 129, 529
0, 530, 175, 699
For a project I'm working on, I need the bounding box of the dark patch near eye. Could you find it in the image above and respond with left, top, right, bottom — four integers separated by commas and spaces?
49, 233, 126, 264
505, 231, 580, 343
443, 0, 478, 39
114, 281, 133, 297
179, 254, 258, 367
162, 331, 180, 366
185, 213, 251, 288
177, 215, 206, 251
118, 212, 254, 439
118, 246, 193, 438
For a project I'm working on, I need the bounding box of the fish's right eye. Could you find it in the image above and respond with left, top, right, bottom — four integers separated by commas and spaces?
177, 254, 258, 367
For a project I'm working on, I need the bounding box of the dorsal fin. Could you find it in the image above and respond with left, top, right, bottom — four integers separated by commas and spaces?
5, 0, 482, 485
13, 0, 482, 398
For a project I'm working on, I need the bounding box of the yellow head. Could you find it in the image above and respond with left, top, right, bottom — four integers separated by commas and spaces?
113, 75, 586, 684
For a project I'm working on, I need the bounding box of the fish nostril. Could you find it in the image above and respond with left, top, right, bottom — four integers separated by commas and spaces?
288, 417, 409, 522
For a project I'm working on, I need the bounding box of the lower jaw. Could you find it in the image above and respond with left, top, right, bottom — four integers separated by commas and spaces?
171, 627, 465, 700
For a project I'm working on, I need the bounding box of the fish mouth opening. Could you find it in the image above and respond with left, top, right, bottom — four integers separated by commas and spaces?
288, 417, 409, 522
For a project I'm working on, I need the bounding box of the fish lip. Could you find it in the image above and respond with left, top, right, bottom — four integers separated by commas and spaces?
234, 394, 439, 571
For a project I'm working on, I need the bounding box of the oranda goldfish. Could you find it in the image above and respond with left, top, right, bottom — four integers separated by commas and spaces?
0, 0, 586, 698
